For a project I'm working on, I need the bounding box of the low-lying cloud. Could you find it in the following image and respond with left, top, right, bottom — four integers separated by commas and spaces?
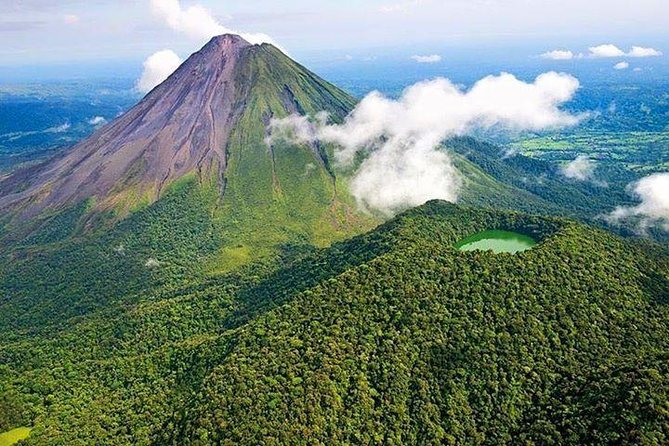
540, 50, 575, 60
45, 122, 71, 133
88, 116, 107, 126
540, 44, 662, 60
562, 155, 596, 181
589, 44, 626, 58
628, 46, 663, 58
608, 173, 669, 232
411, 54, 442, 63
269, 72, 583, 215
614, 61, 629, 70
145, 258, 162, 268
136, 49, 182, 93
0, 122, 70, 142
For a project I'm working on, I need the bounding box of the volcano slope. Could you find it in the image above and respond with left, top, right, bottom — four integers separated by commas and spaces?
0, 34, 636, 333
0, 35, 376, 330
1, 202, 668, 445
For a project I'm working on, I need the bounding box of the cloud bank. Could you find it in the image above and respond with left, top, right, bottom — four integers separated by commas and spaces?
614, 61, 629, 70
608, 173, 669, 232
628, 46, 663, 57
562, 155, 596, 181
269, 72, 582, 215
88, 116, 107, 126
589, 44, 626, 58
149, 0, 277, 45
541, 44, 662, 60
411, 54, 442, 63
540, 50, 575, 60
136, 49, 182, 93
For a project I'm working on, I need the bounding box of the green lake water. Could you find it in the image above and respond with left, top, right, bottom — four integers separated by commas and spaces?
456, 230, 537, 254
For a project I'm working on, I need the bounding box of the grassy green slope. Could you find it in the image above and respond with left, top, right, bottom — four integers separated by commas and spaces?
1, 202, 667, 445
213, 44, 374, 269
452, 151, 564, 216
1, 43, 648, 338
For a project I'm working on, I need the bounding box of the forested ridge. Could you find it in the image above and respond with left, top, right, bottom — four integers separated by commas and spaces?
1, 201, 668, 445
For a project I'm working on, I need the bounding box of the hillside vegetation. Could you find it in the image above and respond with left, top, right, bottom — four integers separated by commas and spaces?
1, 202, 667, 445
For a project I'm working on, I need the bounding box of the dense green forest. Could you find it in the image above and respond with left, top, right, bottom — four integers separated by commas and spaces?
0, 132, 654, 336
1, 201, 668, 444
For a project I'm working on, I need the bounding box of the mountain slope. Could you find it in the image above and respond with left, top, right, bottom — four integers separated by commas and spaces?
0, 35, 377, 327
0, 35, 351, 218
0, 32, 656, 342
1, 202, 668, 445
0, 35, 369, 251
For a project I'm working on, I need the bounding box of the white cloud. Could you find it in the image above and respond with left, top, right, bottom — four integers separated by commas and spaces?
607, 101, 617, 114
149, 0, 277, 45
628, 46, 662, 57
145, 258, 162, 268
540, 50, 574, 60
269, 72, 582, 215
1, 122, 70, 141
585, 44, 662, 59
540, 44, 663, 61
608, 173, 669, 232
63, 14, 80, 25
411, 54, 442, 63
614, 61, 629, 70
88, 116, 107, 126
588, 44, 626, 58
46, 122, 71, 133
136, 49, 182, 94
562, 155, 596, 181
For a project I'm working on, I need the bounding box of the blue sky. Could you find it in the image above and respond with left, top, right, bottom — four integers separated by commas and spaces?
1, 0, 668, 69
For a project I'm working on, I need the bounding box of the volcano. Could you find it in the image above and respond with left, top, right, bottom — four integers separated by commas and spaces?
0, 34, 356, 220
